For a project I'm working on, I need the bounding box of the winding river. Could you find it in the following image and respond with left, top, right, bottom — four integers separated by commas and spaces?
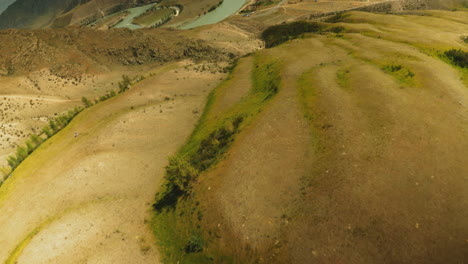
179, 0, 247, 29
94, 0, 246, 30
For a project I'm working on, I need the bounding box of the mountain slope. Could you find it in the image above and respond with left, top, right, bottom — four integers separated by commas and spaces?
151, 10, 468, 263
0, 17, 261, 263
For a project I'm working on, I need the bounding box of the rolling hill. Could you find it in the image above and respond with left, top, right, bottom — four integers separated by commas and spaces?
0, 0, 466, 263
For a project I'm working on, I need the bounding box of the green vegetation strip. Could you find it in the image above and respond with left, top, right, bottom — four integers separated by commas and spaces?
444, 48, 468, 68
152, 54, 282, 264
261, 21, 324, 48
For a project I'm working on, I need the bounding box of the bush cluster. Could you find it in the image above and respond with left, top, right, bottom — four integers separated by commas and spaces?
118, 75, 132, 93
324, 12, 349, 23
261, 21, 324, 48
153, 116, 244, 212
152, 57, 281, 261
444, 49, 468, 68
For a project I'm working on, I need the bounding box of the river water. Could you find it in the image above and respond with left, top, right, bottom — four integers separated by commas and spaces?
0, 0, 17, 15
179, 0, 247, 29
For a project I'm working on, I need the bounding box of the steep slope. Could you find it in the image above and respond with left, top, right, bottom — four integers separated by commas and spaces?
151, 10, 468, 263
0, 0, 90, 29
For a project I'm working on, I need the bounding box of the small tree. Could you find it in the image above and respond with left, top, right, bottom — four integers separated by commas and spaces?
118, 75, 132, 93
165, 157, 199, 193
81, 96, 93, 108
7, 156, 18, 169
25, 140, 34, 154
67, 110, 76, 120
30, 134, 43, 146
42, 126, 53, 138
15, 146, 28, 163
49, 120, 58, 132
56, 115, 68, 128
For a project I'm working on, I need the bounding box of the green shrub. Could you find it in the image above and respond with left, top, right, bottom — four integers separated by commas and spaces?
444, 49, 468, 68
185, 234, 204, 254
192, 117, 243, 170
81, 96, 93, 108
7, 156, 18, 169
25, 141, 34, 154
154, 157, 199, 212
15, 146, 28, 163
49, 120, 57, 132
261, 21, 324, 48
29, 134, 43, 145
42, 127, 53, 138
325, 12, 349, 23
327, 26, 346, 33
383, 64, 403, 72
154, 117, 243, 212
118, 75, 132, 93
461, 35, 468, 43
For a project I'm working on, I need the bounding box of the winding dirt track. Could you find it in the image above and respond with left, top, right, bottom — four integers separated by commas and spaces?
0, 65, 222, 264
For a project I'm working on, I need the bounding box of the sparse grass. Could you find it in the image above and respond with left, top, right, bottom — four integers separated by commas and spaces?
152, 53, 282, 264
297, 68, 324, 146
0, 75, 141, 187
336, 68, 351, 90
382, 64, 416, 86
461, 35, 468, 44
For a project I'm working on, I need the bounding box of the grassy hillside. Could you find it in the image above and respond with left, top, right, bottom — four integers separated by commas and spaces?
152, 53, 282, 264
151, 10, 468, 264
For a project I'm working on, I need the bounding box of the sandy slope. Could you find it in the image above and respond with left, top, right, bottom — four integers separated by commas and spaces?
0, 63, 224, 263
